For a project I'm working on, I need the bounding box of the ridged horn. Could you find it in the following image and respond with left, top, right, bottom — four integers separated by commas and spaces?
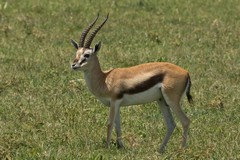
84, 13, 109, 48
79, 14, 99, 47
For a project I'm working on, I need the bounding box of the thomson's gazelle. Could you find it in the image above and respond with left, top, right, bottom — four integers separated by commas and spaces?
70, 14, 193, 153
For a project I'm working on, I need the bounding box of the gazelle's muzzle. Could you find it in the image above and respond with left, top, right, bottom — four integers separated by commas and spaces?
71, 62, 80, 70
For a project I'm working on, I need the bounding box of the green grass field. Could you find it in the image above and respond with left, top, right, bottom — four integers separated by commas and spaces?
1, 0, 240, 159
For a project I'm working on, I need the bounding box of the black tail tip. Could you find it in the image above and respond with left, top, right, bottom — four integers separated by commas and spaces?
187, 94, 193, 104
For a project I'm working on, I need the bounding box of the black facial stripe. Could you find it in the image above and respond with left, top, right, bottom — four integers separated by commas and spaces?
79, 58, 86, 65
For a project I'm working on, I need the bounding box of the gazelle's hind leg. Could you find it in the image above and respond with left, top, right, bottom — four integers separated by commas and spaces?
173, 104, 190, 147
157, 98, 176, 153
162, 89, 190, 148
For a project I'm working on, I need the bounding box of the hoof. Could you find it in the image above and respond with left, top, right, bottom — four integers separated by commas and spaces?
158, 147, 165, 154
117, 141, 125, 149
105, 144, 110, 149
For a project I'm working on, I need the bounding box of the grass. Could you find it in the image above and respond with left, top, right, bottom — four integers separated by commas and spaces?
1, 0, 240, 159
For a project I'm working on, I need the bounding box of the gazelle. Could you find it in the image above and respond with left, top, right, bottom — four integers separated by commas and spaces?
70, 14, 193, 153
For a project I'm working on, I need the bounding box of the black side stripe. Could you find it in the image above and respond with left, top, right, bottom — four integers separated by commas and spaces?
117, 73, 165, 98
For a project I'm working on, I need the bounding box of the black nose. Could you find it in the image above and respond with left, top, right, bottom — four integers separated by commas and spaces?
71, 63, 77, 69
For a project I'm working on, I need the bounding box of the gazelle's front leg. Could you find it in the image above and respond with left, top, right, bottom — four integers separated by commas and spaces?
115, 106, 124, 148
106, 100, 120, 148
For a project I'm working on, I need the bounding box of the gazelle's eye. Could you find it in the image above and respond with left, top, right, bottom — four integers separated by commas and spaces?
84, 54, 90, 58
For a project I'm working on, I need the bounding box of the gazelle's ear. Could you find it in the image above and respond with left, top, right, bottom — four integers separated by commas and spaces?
71, 39, 79, 49
93, 41, 101, 54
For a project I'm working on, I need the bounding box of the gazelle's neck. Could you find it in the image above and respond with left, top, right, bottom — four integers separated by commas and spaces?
83, 56, 107, 97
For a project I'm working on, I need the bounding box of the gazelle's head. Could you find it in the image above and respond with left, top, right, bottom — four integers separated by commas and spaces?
71, 14, 108, 71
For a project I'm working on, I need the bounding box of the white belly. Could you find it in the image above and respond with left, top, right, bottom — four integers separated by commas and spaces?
121, 83, 162, 106
97, 83, 162, 107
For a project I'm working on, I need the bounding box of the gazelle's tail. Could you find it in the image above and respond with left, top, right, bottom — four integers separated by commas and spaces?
186, 75, 193, 104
